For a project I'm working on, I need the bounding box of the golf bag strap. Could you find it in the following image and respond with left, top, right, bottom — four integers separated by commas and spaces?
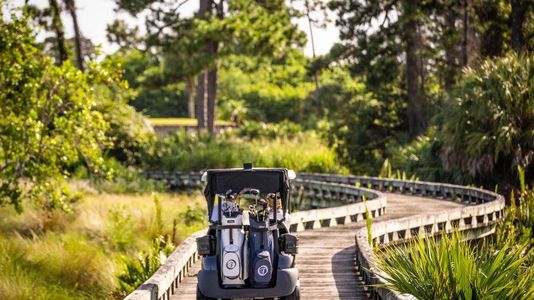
248, 227, 268, 232
209, 224, 243, 230
249, 225, 278, 232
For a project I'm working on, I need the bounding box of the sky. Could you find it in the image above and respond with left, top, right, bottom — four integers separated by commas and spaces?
8, 0, 340, 57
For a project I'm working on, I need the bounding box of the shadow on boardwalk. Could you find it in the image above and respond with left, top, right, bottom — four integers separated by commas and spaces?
331, 245, 368, 300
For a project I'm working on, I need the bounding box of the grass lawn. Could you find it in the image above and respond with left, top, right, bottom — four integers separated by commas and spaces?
0, 191, 207, 299
149, 118, 234, 126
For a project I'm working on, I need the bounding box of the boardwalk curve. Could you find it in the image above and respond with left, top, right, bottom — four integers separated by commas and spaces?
125, 172, 505, 300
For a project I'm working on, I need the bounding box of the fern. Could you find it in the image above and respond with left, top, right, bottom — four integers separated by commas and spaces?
117, 236, 175, 294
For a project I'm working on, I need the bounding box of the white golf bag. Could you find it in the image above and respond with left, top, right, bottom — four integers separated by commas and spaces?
219, 200, 248, 287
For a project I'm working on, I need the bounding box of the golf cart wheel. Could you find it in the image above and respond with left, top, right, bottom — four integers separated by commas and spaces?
281, 285, 300, 300
196, 285, 215, 300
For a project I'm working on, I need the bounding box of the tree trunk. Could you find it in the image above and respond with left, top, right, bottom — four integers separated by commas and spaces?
206, 0, 223, 135
207, 65, 217, 134
305, 0, 320, 108
462, 0, 468, 67
186, 77, 196, 119
64, 0, 84, 71
196, 72, 207, 130
196, 0, 210, 131
510, 0, 525, 53
404, 9, 426, 138
49, 0, 68, 64
443, 5, 459, 89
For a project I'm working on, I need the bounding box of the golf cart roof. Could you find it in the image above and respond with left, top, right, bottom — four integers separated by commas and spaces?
203, 166, 294, 219
204, 168, 290, 194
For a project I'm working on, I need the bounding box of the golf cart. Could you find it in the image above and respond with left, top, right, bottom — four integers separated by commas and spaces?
196, 164, 300, 300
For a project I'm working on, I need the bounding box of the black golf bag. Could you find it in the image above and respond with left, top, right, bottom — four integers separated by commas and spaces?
248, 216, 275, 287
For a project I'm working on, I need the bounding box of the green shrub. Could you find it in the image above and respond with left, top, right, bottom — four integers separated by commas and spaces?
497, 166, 534, 246
385, 128, 448, 181
94, 86, 156, 165
237, 120, 303, 139
376, 233, 534, 299
151, 193, 164, 238
321, 70, 406, 174
117, 236, 175, 295
178, 202, 206, 226
0, 236, 84, 300
146, 131, 346, 173
107, 207, 136, 251
439, 54, 534, 187
88, 158, 164, 194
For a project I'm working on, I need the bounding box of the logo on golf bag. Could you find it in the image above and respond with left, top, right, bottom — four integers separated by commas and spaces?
257, 265, 268, 276
226, 259, 237, 270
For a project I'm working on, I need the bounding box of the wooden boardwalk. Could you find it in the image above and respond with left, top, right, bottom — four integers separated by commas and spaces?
171, 194, 465, 300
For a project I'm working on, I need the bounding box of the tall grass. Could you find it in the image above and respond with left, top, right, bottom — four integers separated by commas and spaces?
497, 166, 534, 246
378, 159, 418, 181
376, 233, 534, 299
0, 192, 206, 299
362, 195, 373, 246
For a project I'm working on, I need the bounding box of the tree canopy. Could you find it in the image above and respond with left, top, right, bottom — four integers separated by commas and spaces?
0, 9, 111, 211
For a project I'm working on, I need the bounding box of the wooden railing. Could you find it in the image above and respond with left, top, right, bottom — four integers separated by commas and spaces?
298, 174, 505, 300
125, 229, 205, 300
125, 173, 386, 300
289, 180, 386, 232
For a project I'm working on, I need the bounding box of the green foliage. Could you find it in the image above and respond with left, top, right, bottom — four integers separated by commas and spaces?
93, 83, 156, 165
0, 9, 111, 212
87, 158, 164, 194
386, 128, 447, 181
237, 120, 303, 139
146, 131, 346, 174
378, 159, 393, 179
320, 69, 405, 174
497, 166, 534, 246
376, 233, 534, 299
218, 54, 312, 123
439, 54, 534, 186
108, 49, 190, 118
117, 235, 175, 295
99, 193, 205, 296
110, 0, 306, 122
107, 207, 136, 251
178, 202, 205, 227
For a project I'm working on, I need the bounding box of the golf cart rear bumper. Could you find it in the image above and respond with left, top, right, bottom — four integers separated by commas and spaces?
198, 268, 299, 298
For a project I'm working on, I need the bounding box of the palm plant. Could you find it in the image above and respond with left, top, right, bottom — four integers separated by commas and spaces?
375, 232, 534, 299
439, 54, 534, 186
